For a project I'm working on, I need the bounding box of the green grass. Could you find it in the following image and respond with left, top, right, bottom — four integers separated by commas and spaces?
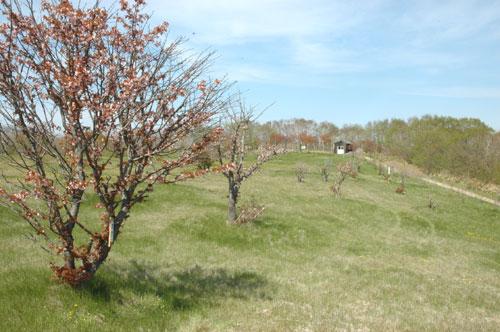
0, 152, 499, 331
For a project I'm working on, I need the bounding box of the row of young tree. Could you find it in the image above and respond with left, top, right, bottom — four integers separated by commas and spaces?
243, 117, 500, 184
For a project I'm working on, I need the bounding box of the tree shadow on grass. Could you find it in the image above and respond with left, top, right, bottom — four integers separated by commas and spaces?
79, 260, 271, 311
251, 217, 290, 232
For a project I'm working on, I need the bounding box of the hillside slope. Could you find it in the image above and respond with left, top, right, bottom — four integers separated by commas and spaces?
0, 152, 499, 331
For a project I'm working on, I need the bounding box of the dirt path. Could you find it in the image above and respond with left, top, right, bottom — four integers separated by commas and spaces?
421, 177, 500, 207
364, 156, 499, 207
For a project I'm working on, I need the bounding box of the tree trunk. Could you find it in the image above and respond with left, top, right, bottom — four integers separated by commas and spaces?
60, 221, 75, 268
52, 236, 110, 286
85, 237, 111, 275
227, 181, 239, 224
52, 207, 130, 286
63, 248, 75, 270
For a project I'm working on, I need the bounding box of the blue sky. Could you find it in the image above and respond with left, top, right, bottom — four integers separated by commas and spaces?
146, 0, 500, 130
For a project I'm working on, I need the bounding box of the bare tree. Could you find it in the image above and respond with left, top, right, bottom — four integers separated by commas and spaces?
320, 160, 332, 182
427, 196, 437, 209
395, 173, 407, 194
217, 97, 283, 224
331, 162, 355, 197
296, 163, 307, 183
0, 0, 228, 285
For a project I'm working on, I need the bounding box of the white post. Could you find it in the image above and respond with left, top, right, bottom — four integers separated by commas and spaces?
108, 222, 114, 247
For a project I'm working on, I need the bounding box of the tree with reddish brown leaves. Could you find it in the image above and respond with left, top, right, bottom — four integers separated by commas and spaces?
269, 132, 287, 146
319, 133, 332, 150
217, 97, 284, 224
0, 0, 228, 285
298, 132, 316, 150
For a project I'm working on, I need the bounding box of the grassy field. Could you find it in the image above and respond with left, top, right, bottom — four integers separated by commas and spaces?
0, 152, 499, 331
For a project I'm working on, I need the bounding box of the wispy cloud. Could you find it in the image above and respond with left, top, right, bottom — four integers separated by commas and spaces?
147, 0, 389, 79
397, 0, 500, 45
290, 40, 369, 73
146, 0, 500, 83
215, 64, 276, 83
402, 86, 500, 99
150, 0, 384, 44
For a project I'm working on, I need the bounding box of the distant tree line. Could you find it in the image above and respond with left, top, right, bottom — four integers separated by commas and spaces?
241, 116, 500, 184
364, 116, 499, 184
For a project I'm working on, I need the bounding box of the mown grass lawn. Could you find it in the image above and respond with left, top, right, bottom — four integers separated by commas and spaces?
0, 152, 499, 331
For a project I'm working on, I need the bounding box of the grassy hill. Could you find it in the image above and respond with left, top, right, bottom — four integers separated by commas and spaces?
0, 152, 499, 331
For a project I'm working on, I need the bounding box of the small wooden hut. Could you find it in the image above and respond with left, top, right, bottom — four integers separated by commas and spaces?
334, 140, 353, 155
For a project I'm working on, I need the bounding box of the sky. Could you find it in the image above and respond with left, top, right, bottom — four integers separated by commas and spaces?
145, 0, 500, 130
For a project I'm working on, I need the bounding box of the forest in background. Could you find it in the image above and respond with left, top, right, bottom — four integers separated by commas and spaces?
240, 115, 500, 185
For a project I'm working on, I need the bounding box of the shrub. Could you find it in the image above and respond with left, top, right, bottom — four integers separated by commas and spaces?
234, 200, 265, 225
